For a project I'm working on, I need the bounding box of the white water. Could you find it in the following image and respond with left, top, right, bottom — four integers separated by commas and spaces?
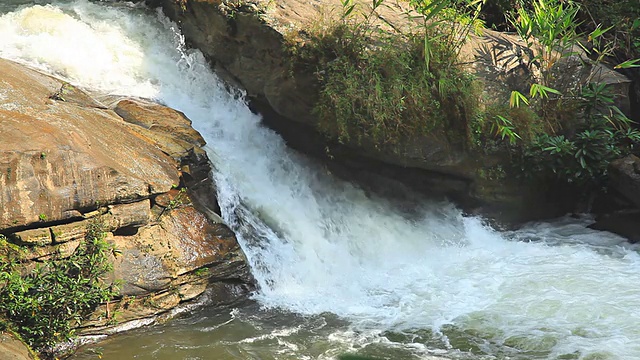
2, 2, 640, 359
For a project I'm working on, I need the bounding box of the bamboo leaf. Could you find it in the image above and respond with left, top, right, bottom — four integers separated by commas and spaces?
614, 59, 640, 69
509, 90, 529, 108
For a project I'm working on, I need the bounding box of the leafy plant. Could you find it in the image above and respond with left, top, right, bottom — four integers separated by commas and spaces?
503, 0, 583, 127
521, 83, 640, 185
494, 0, 640, 191
301, 0, 481, 147
491, 115, 521, 145
407, 0, 486, 70
0, 220, 119, 354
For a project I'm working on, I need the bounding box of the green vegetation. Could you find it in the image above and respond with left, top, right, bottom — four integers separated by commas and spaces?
520, 83, 640, 186
496, 0, 640, 186
291, 0, 483, 147
193, 267, 210, 277
569, 0, 640, 70
289, 0, 639, 192
0, 221, 118, 355
157, 187, 189, 221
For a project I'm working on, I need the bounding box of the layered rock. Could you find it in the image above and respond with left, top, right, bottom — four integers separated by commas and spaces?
0, 58, 253, 336
145, 0, 631, 223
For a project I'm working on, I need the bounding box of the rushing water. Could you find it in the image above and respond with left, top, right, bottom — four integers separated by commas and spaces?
2, 1, 640, 359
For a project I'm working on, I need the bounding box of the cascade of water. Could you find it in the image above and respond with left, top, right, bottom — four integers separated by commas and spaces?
2, 2, 640, 358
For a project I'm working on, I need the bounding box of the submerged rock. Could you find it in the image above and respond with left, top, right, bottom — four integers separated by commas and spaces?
0, 58, 253, 338
590, 209, 640, 243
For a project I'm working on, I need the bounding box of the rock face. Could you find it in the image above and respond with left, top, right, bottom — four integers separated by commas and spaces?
0, 58, 253, 336
590, 155, 640, 243
608, 155, 640, 208
146, 0, 630, 223
0, 332, 35, 360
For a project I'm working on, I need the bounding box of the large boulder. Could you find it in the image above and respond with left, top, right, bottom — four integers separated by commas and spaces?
0, 58, 253, 337
0, 59, 179, 229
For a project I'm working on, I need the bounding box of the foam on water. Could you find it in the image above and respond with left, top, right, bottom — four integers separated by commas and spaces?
2, 2, 640, 358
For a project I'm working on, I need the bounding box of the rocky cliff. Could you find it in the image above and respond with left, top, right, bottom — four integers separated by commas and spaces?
0, 58, 253, 345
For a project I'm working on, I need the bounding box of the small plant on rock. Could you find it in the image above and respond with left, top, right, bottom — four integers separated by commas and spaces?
521, 83, 640, 186
0, 220, 119, 355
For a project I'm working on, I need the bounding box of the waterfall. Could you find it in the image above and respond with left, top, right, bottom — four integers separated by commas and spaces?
2, 2, 639, 358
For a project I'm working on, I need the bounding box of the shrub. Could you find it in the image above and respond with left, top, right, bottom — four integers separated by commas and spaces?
491, 0, 640, 187
0, 221, 118, 354
520, 83, 640, 186
292, 0, 482, 149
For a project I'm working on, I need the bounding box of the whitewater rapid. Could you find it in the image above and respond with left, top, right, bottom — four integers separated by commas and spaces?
2, 2, 640, 359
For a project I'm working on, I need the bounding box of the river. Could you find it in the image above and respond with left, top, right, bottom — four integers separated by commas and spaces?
1, 1, 640, 359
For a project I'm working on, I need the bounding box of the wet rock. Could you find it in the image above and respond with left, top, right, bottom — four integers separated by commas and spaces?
590, 210, 640, 243
608, 155, 640, 208
81, 202, 251, 333
112, 98, 221, 217
110, 204, 249, 296
591, 155, 640, 243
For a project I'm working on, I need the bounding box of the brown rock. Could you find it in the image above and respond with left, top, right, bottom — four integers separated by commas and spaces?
115, 99, 205, 148
0, 58, 179, 231
51, 221, 90, 244
114, 99, 208, 162
0, 332, 36, 360
109, 204, 249, 297
11, 227, 51, 246
106, 200, 152, 229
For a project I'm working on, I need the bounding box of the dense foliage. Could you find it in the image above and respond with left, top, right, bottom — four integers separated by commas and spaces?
521, 83, 640, 186
499, 0, 640, 186
291, 0, 640, 191
292, 0, 481, 147
0, 221, 118, 354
